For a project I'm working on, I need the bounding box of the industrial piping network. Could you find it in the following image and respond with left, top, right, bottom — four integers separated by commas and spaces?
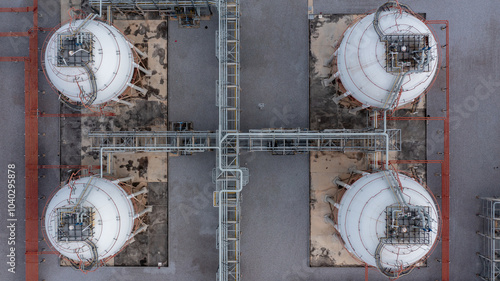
0, 0, 446, 279
92, 119, 396, 281
85, 1, 437, 281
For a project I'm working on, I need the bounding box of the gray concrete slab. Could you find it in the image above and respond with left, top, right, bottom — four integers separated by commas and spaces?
240, 0, 309, 130
168, 18, 219, 131
240, 153, 311, 280
0, 1, 61, 281
0, 61, 27, 281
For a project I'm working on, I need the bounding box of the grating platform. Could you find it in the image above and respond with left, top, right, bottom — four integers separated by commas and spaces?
56, 207, 94, 242
56, 32, 94, 67
385, 34, 430, 73
385, 205, 431, 245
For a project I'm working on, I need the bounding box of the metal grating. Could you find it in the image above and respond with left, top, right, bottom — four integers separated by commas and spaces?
385, 34, 430, 73
89, 0, 214, 26
216, 0, 241, 280
56, 207, 94, 242
89, 0, 216, 10
83, 2, 428, 281
385, 205, 431, 245
88, 129, 401, 153
56, 33, 94, 67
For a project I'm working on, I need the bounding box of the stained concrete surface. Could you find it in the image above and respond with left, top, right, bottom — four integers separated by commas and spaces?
57, 15, 170, 268
309, 152, 367, 267
1, 1, 500, 281
114, 18, 169, 102
113, 182, 168, 267
111, 153, 168, 183
309, 14, 369, 130
307, 3, 499, 280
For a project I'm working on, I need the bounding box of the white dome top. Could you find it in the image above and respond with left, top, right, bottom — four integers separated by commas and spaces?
336, 171, 439, 271
336, 10, 438, 109
44, 19, 134, 105
44, 177, 135, 261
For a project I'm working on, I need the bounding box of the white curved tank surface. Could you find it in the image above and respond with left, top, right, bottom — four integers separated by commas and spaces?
336, 171, 439, 276
44, 177, 135, 262
44, 19, 135, 106
336, 4, 439, 109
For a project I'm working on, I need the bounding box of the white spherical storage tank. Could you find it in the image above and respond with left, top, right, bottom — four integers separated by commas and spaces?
336, 3, 439, 109
335, 171, 440, 277
43, 177, 136, 267
43, 18, 135, 106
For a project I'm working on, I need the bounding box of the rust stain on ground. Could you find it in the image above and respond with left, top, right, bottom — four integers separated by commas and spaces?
309, 151, 366, 267
79, 20, 169, 181
114, 20, 168, 102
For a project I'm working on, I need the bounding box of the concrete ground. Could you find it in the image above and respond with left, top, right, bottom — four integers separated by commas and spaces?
0, 1, 62, 281
1, 0, 500, 281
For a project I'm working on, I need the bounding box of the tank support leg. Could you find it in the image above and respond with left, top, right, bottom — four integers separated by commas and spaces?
127, 187, 148, 199
332, 91, 352, 104
324, 196, 340, 209
129, 42, 147, 58
127, 82, 148, 95
348, 104, 370, 114
324, 215, 340, 232
333, 176, 351, 189
134, 206, 153, 219
112, 98, 133, 107
349, 166, 370, 176
116, 176, 133, 183
322, 71, 340, 87
131, 225, 148, 238
134, 62, 152, 76
323, 47, 338, 67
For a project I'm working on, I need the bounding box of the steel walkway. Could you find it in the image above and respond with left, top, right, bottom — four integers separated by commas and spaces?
89, 129, 401, 153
